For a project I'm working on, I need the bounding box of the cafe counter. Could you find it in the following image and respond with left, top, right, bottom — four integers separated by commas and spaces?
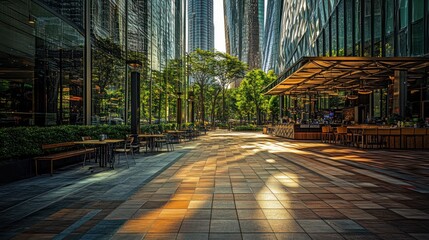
273, 124, 321, 140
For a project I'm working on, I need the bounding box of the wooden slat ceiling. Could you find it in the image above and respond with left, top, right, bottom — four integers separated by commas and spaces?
265, 57, 429, 95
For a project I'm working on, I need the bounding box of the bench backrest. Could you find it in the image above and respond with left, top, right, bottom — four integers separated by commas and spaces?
41, 142, 76, 150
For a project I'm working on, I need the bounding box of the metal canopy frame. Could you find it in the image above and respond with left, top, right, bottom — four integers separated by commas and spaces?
264, 57, 429, 95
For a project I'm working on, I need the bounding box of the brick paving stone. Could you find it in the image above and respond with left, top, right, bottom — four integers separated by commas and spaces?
0, 131, 428, 239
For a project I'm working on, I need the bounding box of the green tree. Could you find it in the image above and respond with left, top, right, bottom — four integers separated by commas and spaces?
268, 96, 280, 124
237, 69, 277, 125
213, 52, 247, 123
188, 49, 216, 125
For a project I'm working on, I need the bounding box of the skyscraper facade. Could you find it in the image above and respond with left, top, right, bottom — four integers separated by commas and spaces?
0, 0, 184, 127
188, 0, 214, 51
264, 0, 429, 123
224, 0, 264, 70
262, 0, 282, 72
264, 0, 429, 74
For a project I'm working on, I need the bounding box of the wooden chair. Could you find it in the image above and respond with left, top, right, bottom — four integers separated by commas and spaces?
321, 126, 334, 143
334, 126, 351, 145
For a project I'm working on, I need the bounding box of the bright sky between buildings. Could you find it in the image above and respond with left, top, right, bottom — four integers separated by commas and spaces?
213, 0, 226, 53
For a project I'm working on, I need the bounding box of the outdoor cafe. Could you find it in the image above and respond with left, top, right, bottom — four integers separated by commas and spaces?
265, 57, 429, 149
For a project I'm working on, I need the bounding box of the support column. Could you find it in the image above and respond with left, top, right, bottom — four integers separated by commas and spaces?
279, 95, 284, 123
84, 0, 91, 125
393, 70, 408, 118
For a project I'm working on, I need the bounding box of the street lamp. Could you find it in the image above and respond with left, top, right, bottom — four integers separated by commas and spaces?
188, 91, 195, 124
127, 60, 142, 144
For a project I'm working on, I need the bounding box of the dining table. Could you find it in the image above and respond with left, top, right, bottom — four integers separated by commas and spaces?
74, 139, 124, 168
137, 134, 165, 152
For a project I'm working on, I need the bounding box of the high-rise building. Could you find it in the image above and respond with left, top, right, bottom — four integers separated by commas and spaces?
262, 0, 282, 72
224, 0, 264, 70
188, 0, 214, 51
0, 0, 185, 127
264, 0, 429, 123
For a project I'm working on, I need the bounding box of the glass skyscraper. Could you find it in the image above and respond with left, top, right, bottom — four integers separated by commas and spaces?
0, 0, 184, 127
224, 0, 264, 69
188, 0, 214, 51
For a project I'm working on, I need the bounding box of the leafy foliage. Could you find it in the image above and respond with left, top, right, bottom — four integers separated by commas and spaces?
232, 124, 263, 131
237, 69, 277, 124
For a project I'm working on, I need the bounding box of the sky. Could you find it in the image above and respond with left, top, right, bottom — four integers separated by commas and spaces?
213, 0, 226, 53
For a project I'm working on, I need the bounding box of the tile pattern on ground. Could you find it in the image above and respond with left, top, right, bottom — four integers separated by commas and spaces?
0, 131, 428, 239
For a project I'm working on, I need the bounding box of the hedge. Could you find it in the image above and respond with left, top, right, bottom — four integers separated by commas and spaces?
0, 123, 178, 162
232, 125, 263, 131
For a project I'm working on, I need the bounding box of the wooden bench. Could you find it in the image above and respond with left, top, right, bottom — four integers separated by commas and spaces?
34, 142, 96, 176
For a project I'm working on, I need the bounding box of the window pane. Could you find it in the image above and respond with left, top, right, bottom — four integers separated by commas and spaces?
398, 0, 408, 56
374, 0, 382, 56
346, 0, 353, 55
325, 26, 330, 56
355, 0, 361, 55
385, 0, 395, 56
363, 0, 371, 56
331, 11, 337, 56
338, 1, 345, 56
411, 0, 424, 55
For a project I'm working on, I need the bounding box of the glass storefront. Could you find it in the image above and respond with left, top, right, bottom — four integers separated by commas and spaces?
91, 0, 127, 125
0, 0, 184, 127
0, 0, 84, 127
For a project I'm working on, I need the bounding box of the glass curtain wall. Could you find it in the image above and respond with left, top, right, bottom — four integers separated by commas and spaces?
267, 0, 429, 119
91, 0, 127, 125
0, 0, 84, 127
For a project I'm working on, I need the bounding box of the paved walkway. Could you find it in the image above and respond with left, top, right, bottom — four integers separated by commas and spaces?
1, 130, 429, 239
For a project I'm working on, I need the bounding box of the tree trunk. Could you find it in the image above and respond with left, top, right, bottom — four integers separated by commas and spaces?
222, 89, 226, 123
199, 86, 205, 126
256, 106, 261, 125
211, 88, 221, 127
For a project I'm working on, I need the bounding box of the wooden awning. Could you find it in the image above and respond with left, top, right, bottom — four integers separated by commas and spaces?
264, 57, 429, 95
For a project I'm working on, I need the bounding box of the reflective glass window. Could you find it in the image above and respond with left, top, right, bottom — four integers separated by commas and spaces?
398, 0, 408, 56
345, 0, 353, 55
374, 0, 382, 56
385, 0, 395, 56
363, 0, 371, 56
331, 11, 337, 56
325, 25, 330, 56
355, 0, 361, 55
0, 1, 84, 127
411, 0, 424, 55
338, 1, 345, 56
91, 1, 127, 125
